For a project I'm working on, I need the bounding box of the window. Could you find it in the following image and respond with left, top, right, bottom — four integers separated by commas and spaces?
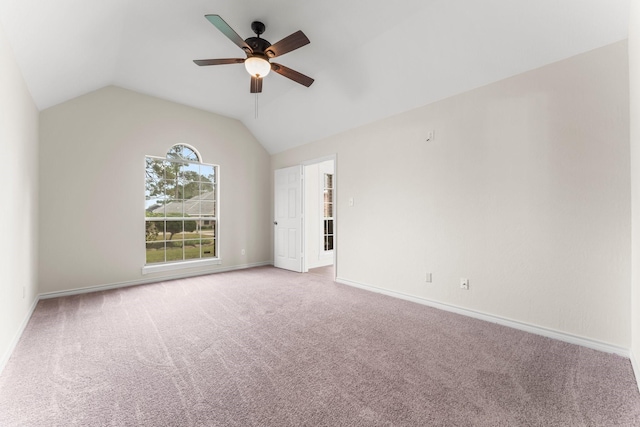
144, 144, 219, 269
323, 173, 334, 251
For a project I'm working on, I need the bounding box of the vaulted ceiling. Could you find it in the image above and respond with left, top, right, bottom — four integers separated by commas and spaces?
0, 0, 630, 154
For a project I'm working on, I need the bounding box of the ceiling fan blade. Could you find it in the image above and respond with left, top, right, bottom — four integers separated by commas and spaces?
205, 15, 252, 53
193, 58, 245, 66
265, 31, 310, 58
271, 63, 314, 87
250, 76, 263, 93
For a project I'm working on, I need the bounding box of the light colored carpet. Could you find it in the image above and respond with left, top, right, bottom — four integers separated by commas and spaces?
308, 265, 334, 280
1, 266, 639, 426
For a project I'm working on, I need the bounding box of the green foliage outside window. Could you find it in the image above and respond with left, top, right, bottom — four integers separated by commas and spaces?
145, 145, 218, 264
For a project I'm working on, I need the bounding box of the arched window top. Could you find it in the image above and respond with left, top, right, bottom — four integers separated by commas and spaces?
166, 144, 201, 163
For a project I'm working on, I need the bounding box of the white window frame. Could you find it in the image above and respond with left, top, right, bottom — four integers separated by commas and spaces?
321, 171, 334, 254
142, 145, 221, 274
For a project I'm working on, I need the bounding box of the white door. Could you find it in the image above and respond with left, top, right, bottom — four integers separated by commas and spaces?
274, 165, 303, 272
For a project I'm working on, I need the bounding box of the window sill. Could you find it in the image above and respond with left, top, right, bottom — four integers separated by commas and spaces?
142, 258, 222, 275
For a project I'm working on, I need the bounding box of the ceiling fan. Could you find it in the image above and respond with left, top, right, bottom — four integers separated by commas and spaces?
194, 15, 314, 93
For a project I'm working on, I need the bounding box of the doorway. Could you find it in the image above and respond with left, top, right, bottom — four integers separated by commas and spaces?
273, 156, 336, 278
303, 157, 335, 277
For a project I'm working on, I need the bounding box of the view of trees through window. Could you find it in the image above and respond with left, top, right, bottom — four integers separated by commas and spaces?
145, 144, 218, 264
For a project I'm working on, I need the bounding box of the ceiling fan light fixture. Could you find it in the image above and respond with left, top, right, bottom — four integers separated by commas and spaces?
245, 56, 271, 78
194, 15, 314, 93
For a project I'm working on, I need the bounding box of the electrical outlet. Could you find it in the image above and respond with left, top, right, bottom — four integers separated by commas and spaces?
425, 272, 432, 283
241, 249, 246, 255
460, 278, 469, 290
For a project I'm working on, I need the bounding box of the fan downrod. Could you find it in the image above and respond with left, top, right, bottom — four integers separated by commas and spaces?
251, 21, 266, 37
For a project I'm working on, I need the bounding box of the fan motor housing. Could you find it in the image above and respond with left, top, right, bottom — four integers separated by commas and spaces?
245, 36, 272, 55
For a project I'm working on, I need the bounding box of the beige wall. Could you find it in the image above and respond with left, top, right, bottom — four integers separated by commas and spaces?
0, 23, 39, 370
273, 41, 630, 347
39, 86, 271, 294
629, 0, 640, 383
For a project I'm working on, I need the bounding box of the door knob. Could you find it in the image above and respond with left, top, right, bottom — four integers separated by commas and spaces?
273, 221, 278, 225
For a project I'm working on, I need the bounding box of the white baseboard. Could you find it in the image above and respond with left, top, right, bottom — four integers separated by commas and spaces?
631, 351, 640, 393
3, 267, 630, 377
0, 296, 39, 375
336, 277, 629, 358
40, 262, 271, 299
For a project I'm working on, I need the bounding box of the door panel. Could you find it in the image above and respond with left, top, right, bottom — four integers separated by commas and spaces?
274, 165, 303, 272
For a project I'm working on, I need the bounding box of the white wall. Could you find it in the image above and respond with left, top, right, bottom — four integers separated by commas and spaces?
304, 163, 321, 269
629, 0, 640, 384
38, 86, 271, 294
0, 23, 39, 371
273, 41, 630, 347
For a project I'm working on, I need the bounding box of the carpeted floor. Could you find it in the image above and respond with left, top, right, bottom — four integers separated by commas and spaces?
1, 266, 639, 426
308, 265, 334, 280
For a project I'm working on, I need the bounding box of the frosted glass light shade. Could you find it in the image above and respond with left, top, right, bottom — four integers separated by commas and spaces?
245, 57, 271, 78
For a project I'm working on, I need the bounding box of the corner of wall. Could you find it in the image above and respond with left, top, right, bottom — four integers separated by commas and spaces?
0, 297, 39, 375
0, 19, 40, 376
629, 0, 640, 394
631, 351, 640, 393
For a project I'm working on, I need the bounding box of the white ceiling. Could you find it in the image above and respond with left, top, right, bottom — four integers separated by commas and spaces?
0, 0, 630, 154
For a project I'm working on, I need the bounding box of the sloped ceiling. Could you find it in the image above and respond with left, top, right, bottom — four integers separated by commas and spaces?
0, 0, 630, 154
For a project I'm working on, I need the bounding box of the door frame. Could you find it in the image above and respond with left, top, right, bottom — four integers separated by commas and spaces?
301, 154, 337, 278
